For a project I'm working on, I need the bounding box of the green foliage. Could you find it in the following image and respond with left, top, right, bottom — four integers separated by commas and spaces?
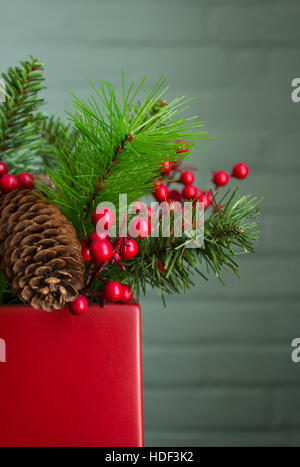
37, 114, 78, 169
0, 57, 261, 304
117, 189, 261, 300
0, 56, 76, 173
39, 75, 207, 237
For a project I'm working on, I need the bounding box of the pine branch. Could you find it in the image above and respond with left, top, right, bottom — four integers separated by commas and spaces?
118, 189, 261, 298
0, 56, 47, 172
38, 114, 78, 169
0, 56, 73, 173
38, 74, 207, 237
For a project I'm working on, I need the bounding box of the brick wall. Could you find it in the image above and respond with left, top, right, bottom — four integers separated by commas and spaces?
1, 0, 300, 446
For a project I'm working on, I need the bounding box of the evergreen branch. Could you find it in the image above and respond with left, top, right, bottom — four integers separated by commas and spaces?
0, 56, 48, 172
39, 75, 207, 236
0, 56, 73, 173
118, 189, 261, 298
37, 114, 78, 169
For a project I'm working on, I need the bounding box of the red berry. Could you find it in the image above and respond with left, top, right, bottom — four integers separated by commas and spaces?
120, 238, 139, 260
0, 174, 19, 193
90, 239, 113, 264
18, 172, 34, 189
88, 230, 110, 243
92, 208, 115, 230
146, 206, 153, 220
153, 177, 163, 189
120, 284, 134, 304
103, 281, 123, 302
161, 161, 173, 175
129, 217, 152, 239
197, 191, 213, 209
69, 296, 88, 316
154, 184, 169, 202
131, 200, 147, 216
0, 161, 8, 177
81, 243, 92, 262
212, 171, 230, 187
232, 163, 249, 179
176, 140, 189, 153
182, 184, 198, 200
168, 189, 182, 202
180, 171, 195, 185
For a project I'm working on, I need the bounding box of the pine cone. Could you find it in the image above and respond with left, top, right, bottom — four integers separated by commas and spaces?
0, 188, 84, 311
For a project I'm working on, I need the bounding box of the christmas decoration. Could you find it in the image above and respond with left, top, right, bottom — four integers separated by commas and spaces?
0, 188, 84, 311
212, 170, 230, 187
129, 217, 152, 239
69, 295, 88, 315
81, 241, 92, 262
0, 57, 76, 174
182, 184, 198, 200
146, 206, 153, 220
232, 162, 249, 179
0, 57, 261, 314
103, 281, 124, 302
169, 189, 182, 202
0, 162, 8, 177
180, 171, 195, 185
0, 173, 19, 192
17, 172, 34, 189
176, 140, 189, 153
120, 238, 139, 260
92, 208, 115, 230
90, 239, 113, 264
88, 230, 110, 243
120, 284, 134, 304
161, 161, 173, 175
132, 200, 147, 215
198, 191, 213, 209
154, 184, 169, 202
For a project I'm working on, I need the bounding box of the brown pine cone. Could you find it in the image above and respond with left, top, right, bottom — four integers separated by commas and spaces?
0, 188, 84, 311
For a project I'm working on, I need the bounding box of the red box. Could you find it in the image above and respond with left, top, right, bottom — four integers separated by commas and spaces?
0, 303, 143, 447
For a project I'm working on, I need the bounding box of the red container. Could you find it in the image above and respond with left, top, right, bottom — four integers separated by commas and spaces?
0, 303, 143, 447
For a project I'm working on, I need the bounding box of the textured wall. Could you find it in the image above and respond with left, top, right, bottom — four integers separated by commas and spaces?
1, 0, 300, 446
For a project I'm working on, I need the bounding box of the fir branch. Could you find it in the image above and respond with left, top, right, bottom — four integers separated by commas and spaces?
39, 75, 208, 236
38, 114, 78, 169
0, 56, 72, 173
118, 189, 261, 298
0, 56, 48, 172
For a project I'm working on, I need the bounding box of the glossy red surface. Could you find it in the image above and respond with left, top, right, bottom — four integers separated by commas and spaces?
0, 303, 143, 447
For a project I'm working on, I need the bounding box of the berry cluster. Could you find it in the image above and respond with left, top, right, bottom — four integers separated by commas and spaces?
153, 144, 249, 212
69, 281, 134, 316
68, 141, 250, 315
0, 161, 34, 193
70, 207, 140, 315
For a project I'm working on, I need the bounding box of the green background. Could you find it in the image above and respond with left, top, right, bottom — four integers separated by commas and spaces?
1, 0, 300, 446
